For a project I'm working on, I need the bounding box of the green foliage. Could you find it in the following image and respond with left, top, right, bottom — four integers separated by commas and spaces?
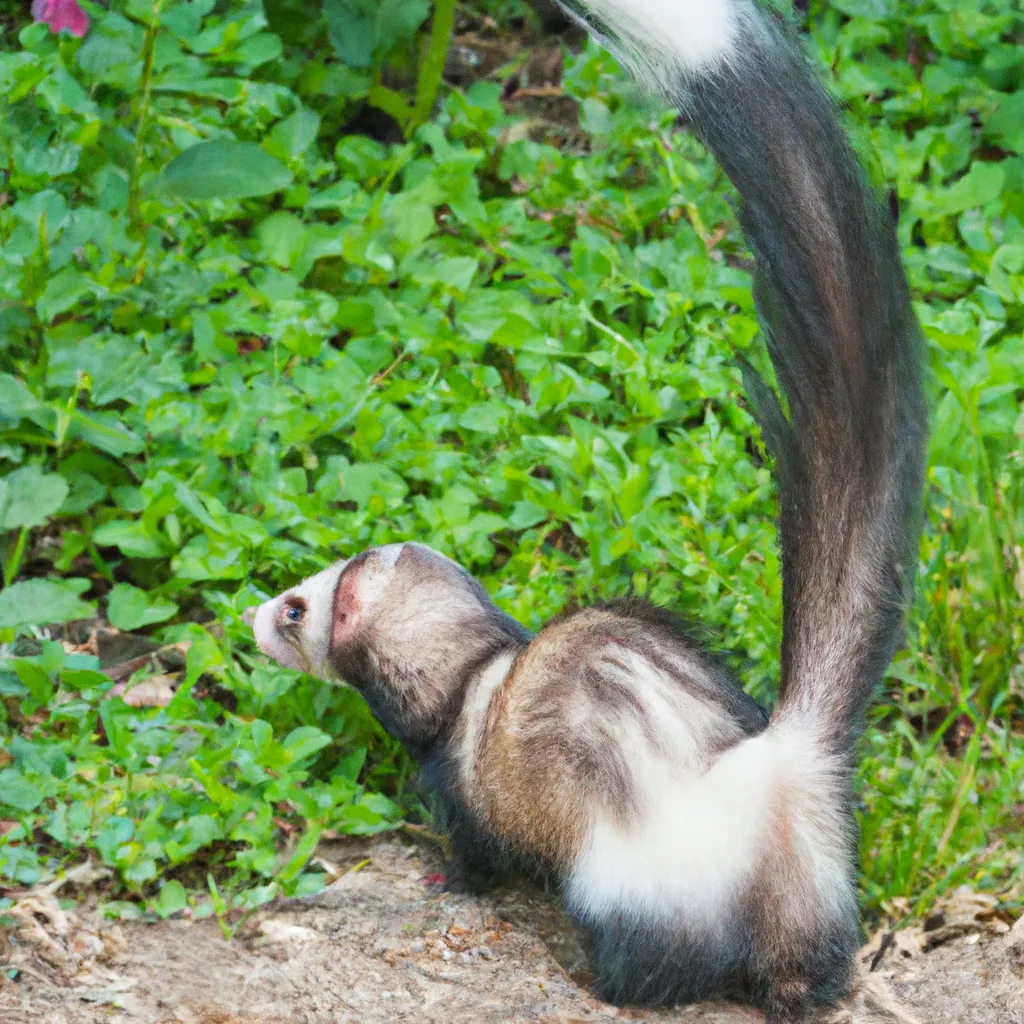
265, 0, 454, 133
0, 0, 1021, 921
155, 141, 293, 201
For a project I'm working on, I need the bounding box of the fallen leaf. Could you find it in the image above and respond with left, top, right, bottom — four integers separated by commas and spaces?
102, 638, 191, 682
72, 965, 138, 995
42, 857, 111, 895
121, 673, 178, 708
918, 886, 1010, 949
893, 928, 924, 958
310, 855, 342, 881
257, 919, 322, 944
8, 893, 75, 971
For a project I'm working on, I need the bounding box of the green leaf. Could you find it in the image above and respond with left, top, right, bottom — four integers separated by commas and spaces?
92, 521, 167, 559
270, 107, 321, 161
262, 0, 321, 46
106, 583, 178, 631
507, 501, 548, 530
275, 824, 320, 884
234, 33, 284, 69
934, 163, 1005, 216
0, 770, 44, 813
257, 212, 308, 269
154, 78, 247, 103
93, 816, 134, 865
986, 91, 1024, 155
0, 671, 28, 698
189, 760, 235, 810
333, 801, 393, 836
0, 375, 39, 423
333, 747, 367, 784
155, 880, 188, 919
14, 661, 53, 704
155, 142, 293, 201
316, 460, 408, 509
376, 0, 430, 51
172, 535, 249, 581
59, 472, 106, 516
97, 703, 133, 760
323, 0, 376, 67
166, 814, 220, 861
36, 267, 90, 323
77, 30, 138, 85
60, 668, 111, 692
66, 410, 144, 457
0, 579, 96, 631
282, 726, 332, 762
829, 0, 894, 20
323, 0, 428, 68
0, 465, 69, 530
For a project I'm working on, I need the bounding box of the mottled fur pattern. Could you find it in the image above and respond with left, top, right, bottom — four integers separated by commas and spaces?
250, 1, 927, 1021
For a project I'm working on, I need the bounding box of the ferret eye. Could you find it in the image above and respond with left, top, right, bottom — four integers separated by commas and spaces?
284, 604, 304, 625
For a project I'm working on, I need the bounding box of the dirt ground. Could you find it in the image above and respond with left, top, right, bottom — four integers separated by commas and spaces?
1, 837, 1022, 1024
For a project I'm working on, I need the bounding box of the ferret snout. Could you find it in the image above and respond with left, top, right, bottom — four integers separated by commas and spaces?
250, 597, 306, 671
250, 599, 277, 656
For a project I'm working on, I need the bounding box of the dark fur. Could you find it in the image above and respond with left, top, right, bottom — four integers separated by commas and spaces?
601, 599, 769, 736
421, 741, 546, 890
679, 14, 927, 756
586, 909, 757, 1008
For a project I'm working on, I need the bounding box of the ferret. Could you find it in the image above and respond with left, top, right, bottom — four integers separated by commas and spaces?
250, 1, 927, 1020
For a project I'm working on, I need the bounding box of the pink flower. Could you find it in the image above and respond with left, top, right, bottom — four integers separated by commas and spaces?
31, 0, 90, 37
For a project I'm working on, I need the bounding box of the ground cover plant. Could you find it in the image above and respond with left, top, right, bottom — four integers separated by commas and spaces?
0, 0, 1021, 928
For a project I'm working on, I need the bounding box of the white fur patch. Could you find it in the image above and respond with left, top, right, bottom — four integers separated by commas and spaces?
574, 0, 744, 86
353, 543, 403, 608
568, 734, 771, 926
567, 722, 851, 929
457, 651, 516, 805
610, 647, 739, 769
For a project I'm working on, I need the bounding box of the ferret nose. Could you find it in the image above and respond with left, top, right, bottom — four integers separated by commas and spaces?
242, 606, 258, 627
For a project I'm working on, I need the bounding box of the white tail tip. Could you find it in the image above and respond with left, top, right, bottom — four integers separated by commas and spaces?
576, 0, 743, 82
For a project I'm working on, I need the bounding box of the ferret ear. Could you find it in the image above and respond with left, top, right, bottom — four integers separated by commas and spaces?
331, 559, 361, 650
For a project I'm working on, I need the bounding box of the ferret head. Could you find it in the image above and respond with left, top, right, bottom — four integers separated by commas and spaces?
250, 542, 529, 748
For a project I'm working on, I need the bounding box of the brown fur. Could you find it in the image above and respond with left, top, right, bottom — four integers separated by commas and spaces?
474, 649, 591, 866
469, 606, 766, 868
474, 613, 643, 865
749, 800, 822, 1020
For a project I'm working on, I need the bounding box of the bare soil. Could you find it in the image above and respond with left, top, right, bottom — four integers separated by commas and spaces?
2, 837, 1021, 1024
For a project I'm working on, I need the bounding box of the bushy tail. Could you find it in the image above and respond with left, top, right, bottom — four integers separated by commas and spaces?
561, 0, 927, 755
